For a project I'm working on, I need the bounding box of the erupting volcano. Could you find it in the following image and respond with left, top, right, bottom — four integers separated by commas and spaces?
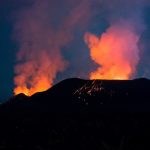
1, 0, 150, 149
14, 21, 141, 96
12, 0, 144, 97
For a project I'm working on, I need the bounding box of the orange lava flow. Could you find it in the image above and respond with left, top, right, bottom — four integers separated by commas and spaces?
84, 21, 140, 80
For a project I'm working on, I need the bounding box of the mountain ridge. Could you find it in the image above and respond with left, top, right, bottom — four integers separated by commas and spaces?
1, 77, 150, 112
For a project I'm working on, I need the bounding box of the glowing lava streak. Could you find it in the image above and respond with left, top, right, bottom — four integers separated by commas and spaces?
84, 21, 140, 80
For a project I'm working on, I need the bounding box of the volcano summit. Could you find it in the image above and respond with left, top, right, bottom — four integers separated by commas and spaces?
2, 78, 150, 112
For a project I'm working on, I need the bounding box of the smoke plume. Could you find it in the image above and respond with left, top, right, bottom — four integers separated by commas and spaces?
13, 0, 91, 96
84, 20, 140, 80
84, 0, 146, 80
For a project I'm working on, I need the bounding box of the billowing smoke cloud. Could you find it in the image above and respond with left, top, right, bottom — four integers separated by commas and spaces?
85, 20, 140, 80
13, 0, 91, 96
84, 0, 147, 80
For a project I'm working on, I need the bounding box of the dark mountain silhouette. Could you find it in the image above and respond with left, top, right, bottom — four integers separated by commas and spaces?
0, 78, 150, 149
2, 78, 150, 112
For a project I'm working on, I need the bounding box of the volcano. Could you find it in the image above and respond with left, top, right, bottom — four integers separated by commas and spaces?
0, 78, 150, 149
2, 78, 150, 112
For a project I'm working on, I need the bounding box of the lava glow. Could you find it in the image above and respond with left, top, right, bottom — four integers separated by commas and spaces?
84, 21, 140, 80
14, 75, 51, 96
14, 50, 65, 96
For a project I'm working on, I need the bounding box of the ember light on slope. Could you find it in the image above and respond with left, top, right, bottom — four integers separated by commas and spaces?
73, 80, 105, 105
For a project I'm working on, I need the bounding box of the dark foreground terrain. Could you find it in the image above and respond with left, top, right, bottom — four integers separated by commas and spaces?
0, 78, 150, 149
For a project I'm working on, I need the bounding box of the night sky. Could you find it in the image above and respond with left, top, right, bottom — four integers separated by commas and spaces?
1, 0, 150, 101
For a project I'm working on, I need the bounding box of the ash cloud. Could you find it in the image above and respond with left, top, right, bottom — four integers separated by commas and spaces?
13, 0, 92, 95
84, 0, 148, 79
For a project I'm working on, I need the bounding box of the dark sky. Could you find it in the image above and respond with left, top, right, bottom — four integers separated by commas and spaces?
0, 0, 150, 101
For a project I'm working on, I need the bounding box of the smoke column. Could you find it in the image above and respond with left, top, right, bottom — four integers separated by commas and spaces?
13, 0, 91, 96
85, 20, 140, 80
14, 0, 65, 96
84, 0, 147, 80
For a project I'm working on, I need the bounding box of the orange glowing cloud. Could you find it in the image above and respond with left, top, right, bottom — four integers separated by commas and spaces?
14, 50, 65, 96
13, 0, 91, 96
84, 21, 140, 80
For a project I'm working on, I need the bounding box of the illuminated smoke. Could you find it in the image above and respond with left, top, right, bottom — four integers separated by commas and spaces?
14, 50, 65, 96
13, 0, 66, 96
84, 20, 140, 80
13, 0, 91, 96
